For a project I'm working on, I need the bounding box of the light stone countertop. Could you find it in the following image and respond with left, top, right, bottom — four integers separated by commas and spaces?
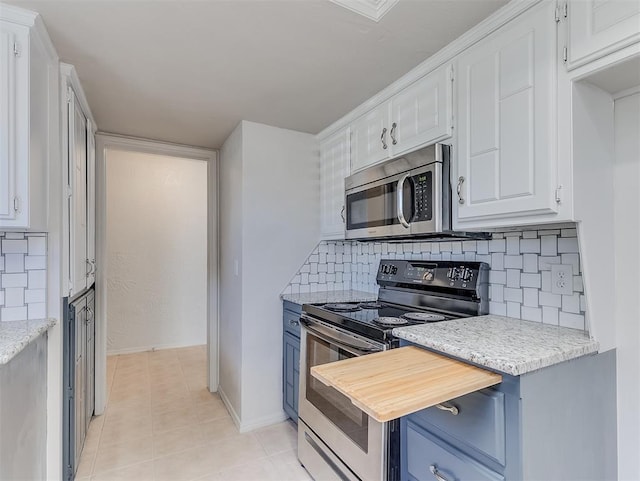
281, 290, 377, 306
393, 315, 599, 376
0, 319, 57, 365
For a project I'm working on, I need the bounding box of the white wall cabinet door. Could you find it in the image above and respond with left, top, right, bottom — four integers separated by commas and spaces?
351, 64, 453, 173
567, 0, 640, 69
86, 119, 96, 287
351, 103, 389, 173
320, 127, 350, 239
70, 88, 88, 297
390, 64, 453, 157
456, 1, 559, 225
0, 20, 48, 230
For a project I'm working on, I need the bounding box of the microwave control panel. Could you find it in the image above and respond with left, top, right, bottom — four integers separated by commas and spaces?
411, 172, 433, 222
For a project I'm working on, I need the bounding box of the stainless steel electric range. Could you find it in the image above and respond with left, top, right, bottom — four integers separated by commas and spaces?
297, 259, 489, 481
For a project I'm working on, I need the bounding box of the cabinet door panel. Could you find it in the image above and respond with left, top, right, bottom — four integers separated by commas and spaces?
86, 120, 96, 286
351, 103, 389, 172
457, 1, 557, 224
0, 30, 16, 220
568, 0, 640, 68
320, 128, 350, 239
70, 89, 88, 296
390, 64, 452, 156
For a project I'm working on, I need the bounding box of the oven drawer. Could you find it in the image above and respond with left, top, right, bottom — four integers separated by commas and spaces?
406, 420, 504, 481
408, 388, 506, 466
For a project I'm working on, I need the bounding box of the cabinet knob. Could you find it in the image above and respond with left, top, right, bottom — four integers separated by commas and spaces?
381, 128, 388, 150
430, 465, 450, 481
456, 176, 465, 205
289, 319, 299, 327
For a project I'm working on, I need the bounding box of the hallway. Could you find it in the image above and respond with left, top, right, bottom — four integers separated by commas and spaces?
75, 346, 310, 480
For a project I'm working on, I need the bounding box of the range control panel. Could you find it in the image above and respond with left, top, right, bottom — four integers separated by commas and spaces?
377, 259, 489, 291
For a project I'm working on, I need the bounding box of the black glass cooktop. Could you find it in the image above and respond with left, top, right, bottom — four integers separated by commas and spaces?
302, 302, 457, 342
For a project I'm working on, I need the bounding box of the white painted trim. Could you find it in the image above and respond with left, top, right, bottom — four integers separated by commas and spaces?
0, 3, 39, 25
219, 386, 288, 433
238, 412, 289, 434
60, 63, 96, 131
568, 44, 640, 84
613, 85, 640, 101
316, 0, 541, 140
94, 133, 219, 416
329, 0, 399, 22
106, 342, 207, 356
218, 386, 241, 429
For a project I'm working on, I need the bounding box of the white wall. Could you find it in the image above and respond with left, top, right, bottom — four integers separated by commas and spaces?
105, 150, 207, 353
613, 92, 640, 481
240, 121, 319, 428
218, 123, 244, 419
218, 120, 319, 430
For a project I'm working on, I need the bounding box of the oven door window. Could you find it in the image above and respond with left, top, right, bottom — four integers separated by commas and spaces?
305, 333, 369, 452
346, 180, 413, 230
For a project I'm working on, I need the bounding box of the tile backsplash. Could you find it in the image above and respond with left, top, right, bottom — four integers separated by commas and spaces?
282, 225, 586, 330
0, 232, 47, 321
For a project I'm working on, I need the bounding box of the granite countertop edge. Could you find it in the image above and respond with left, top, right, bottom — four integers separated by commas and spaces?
281, 290, 377, 306
0, 318, 58, 365
393, 316, 600, 376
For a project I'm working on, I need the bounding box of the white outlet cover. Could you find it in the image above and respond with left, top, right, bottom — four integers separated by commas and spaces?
551, 264, 573, 296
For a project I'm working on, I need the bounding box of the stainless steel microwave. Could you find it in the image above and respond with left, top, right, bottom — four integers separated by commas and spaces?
345, 143, 451, 240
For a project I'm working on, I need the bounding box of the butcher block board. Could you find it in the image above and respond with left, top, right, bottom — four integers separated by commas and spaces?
310, 346, 502, 422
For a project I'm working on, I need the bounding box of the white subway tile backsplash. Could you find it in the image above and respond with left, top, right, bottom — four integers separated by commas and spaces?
283, 225, 587, 331
4, 254, 25, 273
1, 306, 28, 321
0, 233, 47, 321
1, 239, 28, 254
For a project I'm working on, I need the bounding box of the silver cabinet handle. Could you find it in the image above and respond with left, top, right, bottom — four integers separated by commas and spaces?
85, 259, 93, 276
289, 319, 299, 327
86, 307, 93, 321
340, 205, 345, 223
390, 122, 397, 145
456, 176, 465, 205
381, 127, 388, 150
435, 403, 459, 415
396, 173, 410, 229
430, 465, 450, 481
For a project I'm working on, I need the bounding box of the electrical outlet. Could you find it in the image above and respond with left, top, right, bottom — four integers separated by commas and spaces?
551, 264, 573, 295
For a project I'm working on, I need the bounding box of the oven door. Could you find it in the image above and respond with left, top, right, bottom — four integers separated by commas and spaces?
298, 316, 388, 481
344, 162, 442, 240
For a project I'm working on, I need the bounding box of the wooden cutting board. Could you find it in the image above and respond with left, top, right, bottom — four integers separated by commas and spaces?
310, 346, 502, 422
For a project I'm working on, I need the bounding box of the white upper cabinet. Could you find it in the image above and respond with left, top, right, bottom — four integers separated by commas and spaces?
0, 16, 54, 230
320, 127, 350, 239
351, 63, 453, 173
455, 1, 559, 225
567, 0, 640, 69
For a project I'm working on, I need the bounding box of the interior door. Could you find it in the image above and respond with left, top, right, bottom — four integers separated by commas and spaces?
69, 88, 88, 296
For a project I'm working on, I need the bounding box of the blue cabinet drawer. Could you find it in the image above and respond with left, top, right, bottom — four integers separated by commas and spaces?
409, 388, 506, 466
406, 421, 504, 481
283, 308, 301, 337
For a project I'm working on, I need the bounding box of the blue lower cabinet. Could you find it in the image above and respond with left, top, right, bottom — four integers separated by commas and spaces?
405, 421, 504, 481
283, 302, 301, 421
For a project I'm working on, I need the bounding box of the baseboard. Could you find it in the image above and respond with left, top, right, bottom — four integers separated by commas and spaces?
106, 341, 206, 356
218, 386, 242, 430
238, 411, 289, 433
218, 387, 289, 433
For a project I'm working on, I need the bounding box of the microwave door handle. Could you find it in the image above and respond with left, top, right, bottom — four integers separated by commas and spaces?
397, 173, 410, 228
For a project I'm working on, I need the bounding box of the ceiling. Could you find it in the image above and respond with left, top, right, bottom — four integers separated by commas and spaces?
8, 0, 507, 149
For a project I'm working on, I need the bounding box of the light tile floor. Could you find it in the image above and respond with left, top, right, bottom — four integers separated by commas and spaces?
76, 346, 312, 481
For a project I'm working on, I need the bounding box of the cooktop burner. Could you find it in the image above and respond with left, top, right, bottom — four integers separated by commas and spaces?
323, 303, 361, 312
359, 301, 383, 309
402, 312, 446, 322
373, 317, 409, 326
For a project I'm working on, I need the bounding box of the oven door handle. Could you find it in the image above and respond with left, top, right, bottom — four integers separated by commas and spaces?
300, 317, 383, 356
397, 173, 411, 229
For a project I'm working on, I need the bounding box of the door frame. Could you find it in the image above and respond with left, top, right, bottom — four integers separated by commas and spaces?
94, 133, 218, 414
